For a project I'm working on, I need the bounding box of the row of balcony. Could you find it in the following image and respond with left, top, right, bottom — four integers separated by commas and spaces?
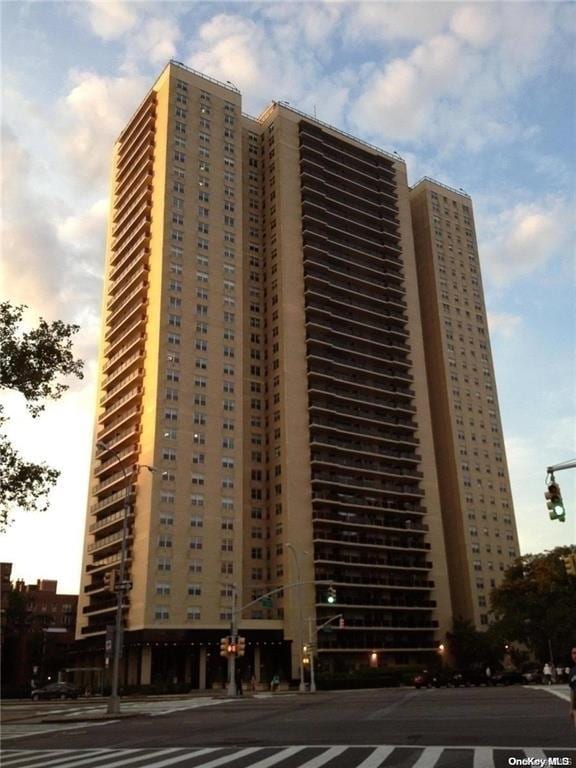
299, 152, 397, 208
310, 436, 420, 463
306, 306, 408, 348
315, 552, 431, 570
100, 368, 143, 407
313, 533, 429, 552
312, 492, 425, 514
310, 422, 420, 453
301, 179, 399, 235
308, 355, 414, 396
312, 511, 428, 532
302, 199, 400, 253
311, 456, 423, 482
299, 125, 397, 188
306, 321, 411, 364
315, 572, 434, 590
307, 344, 413, 385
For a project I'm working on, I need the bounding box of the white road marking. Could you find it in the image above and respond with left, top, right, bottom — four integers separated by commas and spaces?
296, 746, 347, 767
354, 746, 395, 768
241, 746, 306, 767
410, 746, 444, 768
473, 746, 495, 768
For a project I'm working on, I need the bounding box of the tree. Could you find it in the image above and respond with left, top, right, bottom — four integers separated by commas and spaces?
445, 618, 503, 670
0, 301, 84, 530
490, 547, 576, 664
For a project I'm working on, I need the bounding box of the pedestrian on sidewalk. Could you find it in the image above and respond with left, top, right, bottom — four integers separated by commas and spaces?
543, 662, 552, 685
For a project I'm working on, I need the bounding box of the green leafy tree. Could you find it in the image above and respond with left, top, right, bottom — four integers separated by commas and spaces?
0, 301, 84, 530
445, 618, 503, 669
490, 547, 576, 663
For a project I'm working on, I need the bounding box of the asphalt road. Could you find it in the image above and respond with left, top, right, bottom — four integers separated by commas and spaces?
2, 687, 575, 768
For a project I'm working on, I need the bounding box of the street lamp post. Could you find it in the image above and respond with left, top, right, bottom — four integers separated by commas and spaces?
286, 543, 306, 692
227, 584, 238, 697
96, 440, 156, 715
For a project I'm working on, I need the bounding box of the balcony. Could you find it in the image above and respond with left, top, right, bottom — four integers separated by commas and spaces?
305, 273, 405, 318
301, 181, 398, 232
95, 422, 141, 454
306, 305, 409, 347
103, 342, 144, 378
104, 320, 146, 360
311, 491, 426, 516
299, 153, 397, 207
311, 455, 423, 482
307, 322, 411, 365
112, 181, 152, 234
90, 486, 134, 515
82, 599, 118, 615
309, 402, 417, 433
313, 532, 429, 552
314, 572, 434, 590
308, 373, 415, 409
305, 257, 406, 306
311, 473, 424, 498
106, 267, 149, 324
97, 404, 141, 444
313, 510, 428, 533
94, 445, 139, 478
109, 235, 149, 277
304, 285, 406, 329
88, 529, 126, 554
314, 553, 432, 571
100, 369, 143, 407
310, 436, 420, 463
90, 507, 134, 534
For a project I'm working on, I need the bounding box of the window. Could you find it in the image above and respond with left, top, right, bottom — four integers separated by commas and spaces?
187, 583, 202, 596
155, 607, 170, 620
187, 608, 201, 621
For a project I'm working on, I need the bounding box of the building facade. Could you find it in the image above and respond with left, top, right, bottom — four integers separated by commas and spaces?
410, 180, 520, 628
76, 61, 518, 688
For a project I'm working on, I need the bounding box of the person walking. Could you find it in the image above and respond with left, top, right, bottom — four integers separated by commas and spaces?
568, 647, 576, 726
543, 662, 552, 685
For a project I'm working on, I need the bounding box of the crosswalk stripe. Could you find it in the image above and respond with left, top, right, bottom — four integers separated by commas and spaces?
354, 746, 395, 767
1, 750, 124, 768
410, 746, 444, 767
101, 748, 221, 768
177, 748, 260, 768
295, 746, 348, 767
0, 751, 75, 766
241, 747, 307, 767
473, 747, 495, 768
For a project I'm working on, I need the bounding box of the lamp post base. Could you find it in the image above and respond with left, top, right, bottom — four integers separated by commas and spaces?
107, 695, 121, 715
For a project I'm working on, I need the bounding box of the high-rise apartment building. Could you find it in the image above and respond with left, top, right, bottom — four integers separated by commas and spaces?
76, 61, 518, 688
410, 181, 520, 627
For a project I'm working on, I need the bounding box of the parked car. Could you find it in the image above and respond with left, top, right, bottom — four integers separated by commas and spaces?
451, 669, 491, 687
490, 671, 524, 686
31, 682, 80, 701
412, 670, 454, 689
521, 665, 543, 684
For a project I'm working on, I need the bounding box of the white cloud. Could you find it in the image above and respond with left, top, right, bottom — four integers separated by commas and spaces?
84, 0, 139, 40
344, 2, 453, 43
487, 311, 523, 339
349, 3, 557, 150
479, 197, 574, 286
59, 70, 149, 186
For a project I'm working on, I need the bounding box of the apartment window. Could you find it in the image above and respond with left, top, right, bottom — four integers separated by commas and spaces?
158, 535, 172, 548
157, 558, 171, 572
187, 583, 202, 596
189, 560, 203, 574
156, 583, 171, 596
190, 493, 204, 507
162, 449, 176, 462
192, 473, 204, 486
154, 607, 170, 620
221, 539, 234, 552
160, 491, 175, 505
187, 608, 201, 621
190, 537, 203, 550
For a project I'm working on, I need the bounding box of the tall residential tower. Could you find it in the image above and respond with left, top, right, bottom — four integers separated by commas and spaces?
76, 61, 518, 688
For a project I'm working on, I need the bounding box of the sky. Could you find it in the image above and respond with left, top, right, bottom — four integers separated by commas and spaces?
1, 1, 575, 594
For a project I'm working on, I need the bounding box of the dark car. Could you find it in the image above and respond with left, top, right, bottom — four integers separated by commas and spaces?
31, 682, 80, 701
491, 671, 524, 686
451, 669, 491, 687
413, 670, 454, 689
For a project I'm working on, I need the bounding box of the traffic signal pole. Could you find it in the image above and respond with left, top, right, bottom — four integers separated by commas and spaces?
545, 459, 576, 523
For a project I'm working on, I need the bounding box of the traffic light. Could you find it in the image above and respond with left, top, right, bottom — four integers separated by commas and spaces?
220, 636, 229, 657
237, 636, 246, 657
561, 554, 576, 576
327, 584, 337, 604
545, 481, 565, 522
227, 636, 237, 655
